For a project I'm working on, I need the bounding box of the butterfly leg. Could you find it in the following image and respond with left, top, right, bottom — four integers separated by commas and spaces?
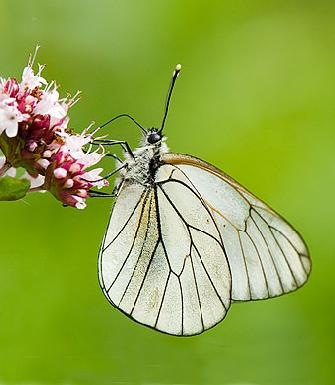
81, 163, 127, 184
93, 139, 134, 158
88, 190, 117, 198
105, 153, 123, 163
89, 178, 124, 198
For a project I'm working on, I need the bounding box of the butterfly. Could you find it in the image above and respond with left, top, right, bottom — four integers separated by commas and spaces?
96, 65, 311, 336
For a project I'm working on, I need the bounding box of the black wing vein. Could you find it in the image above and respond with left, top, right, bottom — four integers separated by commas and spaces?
106, 191, 150, 292
103, 189, 146, 252
158, 183, 228, 310
118, 194, 154, 306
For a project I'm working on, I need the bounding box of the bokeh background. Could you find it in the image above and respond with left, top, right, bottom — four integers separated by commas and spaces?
0, 1, 334, 384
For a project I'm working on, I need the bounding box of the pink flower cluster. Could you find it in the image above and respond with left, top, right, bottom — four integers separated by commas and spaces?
0, 51, 107, 208
44, 131, 107, 209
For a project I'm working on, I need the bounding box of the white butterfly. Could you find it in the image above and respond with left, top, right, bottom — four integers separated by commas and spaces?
96, 65, 311, 336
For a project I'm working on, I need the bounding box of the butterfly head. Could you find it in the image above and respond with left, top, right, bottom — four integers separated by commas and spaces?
146, 128, 163, 145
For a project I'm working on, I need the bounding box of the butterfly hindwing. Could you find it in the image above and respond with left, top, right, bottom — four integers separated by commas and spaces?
162, 153, 311, 302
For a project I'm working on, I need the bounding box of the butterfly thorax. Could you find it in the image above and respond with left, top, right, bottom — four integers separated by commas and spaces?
121, 134, 169, 187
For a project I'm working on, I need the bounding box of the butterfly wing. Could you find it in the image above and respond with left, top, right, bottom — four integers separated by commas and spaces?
161, 153, 311, 301
99, 177, 231, 336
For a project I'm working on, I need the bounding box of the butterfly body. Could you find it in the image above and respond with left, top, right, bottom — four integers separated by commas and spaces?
120, 130, 168, 187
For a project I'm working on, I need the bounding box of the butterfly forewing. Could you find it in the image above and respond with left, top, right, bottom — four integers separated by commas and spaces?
162, 153, 311, 302
99, 164, 232, 336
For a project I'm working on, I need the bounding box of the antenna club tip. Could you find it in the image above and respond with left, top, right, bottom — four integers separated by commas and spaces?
175, 64, 182, 72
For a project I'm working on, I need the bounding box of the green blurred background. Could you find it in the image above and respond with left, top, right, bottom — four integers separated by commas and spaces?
0, 1, 334, 384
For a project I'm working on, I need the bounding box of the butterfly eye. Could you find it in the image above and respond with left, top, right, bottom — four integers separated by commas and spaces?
147, 132, 162, 144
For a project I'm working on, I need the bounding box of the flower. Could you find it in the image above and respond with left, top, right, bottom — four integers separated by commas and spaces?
0, 98, 29, 137
20, 64, 47, 91
0, 78, 19, 99
61, 129, 93, 159
44, 137, 108, 209
0, 55, 79, 175
0, 48, 108, 208
34, 87, 69, 125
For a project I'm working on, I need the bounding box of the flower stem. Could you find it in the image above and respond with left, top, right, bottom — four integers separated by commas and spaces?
29, 186, 45, 193
0, 162, 11, 177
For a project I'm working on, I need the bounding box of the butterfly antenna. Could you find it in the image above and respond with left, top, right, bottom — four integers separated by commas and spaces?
159, 64, 181, 134
99, 113, 147, 134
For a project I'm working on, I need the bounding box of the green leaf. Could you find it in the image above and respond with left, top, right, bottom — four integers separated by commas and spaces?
0, 176, 30, 201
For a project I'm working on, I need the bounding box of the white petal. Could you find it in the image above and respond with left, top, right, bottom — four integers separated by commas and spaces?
64, 134, 92, 159
78, 151, 103, 167
21, 66, 47, 90
0, 100, 28, 137
21, 172, 45, 189
4, 120, 19, 138
5, 167, 17, 177
0, 155, 6, 168
81, 167, 103, 180
74, 196, 87, 209
81, 168, 107, 189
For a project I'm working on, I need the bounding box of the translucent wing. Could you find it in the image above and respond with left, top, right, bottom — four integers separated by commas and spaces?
99, 178, 231, 336
161, 153, 311, 301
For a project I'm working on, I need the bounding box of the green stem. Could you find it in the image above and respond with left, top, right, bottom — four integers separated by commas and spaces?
29, 186, 45, 193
